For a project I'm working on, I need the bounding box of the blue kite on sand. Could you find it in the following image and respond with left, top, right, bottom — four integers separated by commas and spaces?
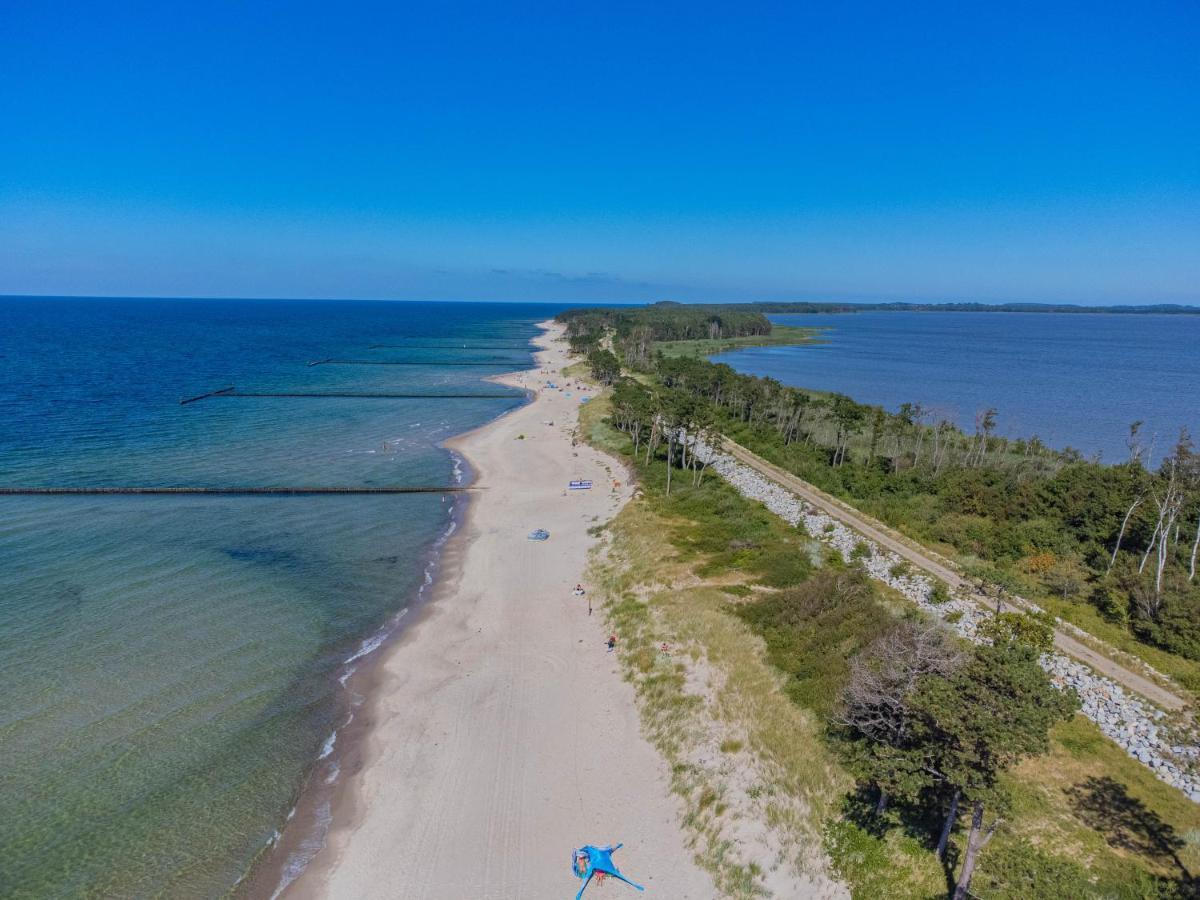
572, 844, 644, 899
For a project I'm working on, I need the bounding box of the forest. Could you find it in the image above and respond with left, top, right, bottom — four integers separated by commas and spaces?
559, 306, 1200, 688
576, 349, 1198, 898
557, 302, 771, 363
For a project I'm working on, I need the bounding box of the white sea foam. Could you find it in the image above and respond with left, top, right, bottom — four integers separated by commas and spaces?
269, 800, 333, 900
318, 731, 336, 760
267, 442, 473, 893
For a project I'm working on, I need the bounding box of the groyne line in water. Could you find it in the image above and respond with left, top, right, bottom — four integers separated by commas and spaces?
179, 389, 516, 404
179, 385, 236, 405
306, 359, 514, 367
0, 486, 476, 495
366, 344, 528, 350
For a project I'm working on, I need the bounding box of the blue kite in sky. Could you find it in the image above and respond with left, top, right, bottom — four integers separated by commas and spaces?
572, 844, 644, 899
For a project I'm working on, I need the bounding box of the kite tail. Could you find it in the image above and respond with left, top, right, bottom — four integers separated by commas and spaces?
574, 872, 594, 900
608, 871, 645, 892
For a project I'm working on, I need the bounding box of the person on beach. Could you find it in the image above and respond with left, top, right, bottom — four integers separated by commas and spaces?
606, 634, 617, 652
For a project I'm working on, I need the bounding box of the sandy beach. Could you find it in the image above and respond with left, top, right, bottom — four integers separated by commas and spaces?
288, 322, 714, 899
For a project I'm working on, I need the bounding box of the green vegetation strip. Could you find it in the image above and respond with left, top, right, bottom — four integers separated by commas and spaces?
655, 325, 824, 359
572, 355, 1200, 899
559, 303, 1200, 700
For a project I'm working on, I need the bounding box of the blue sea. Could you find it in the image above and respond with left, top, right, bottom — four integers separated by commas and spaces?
0, 298, 556, 897
715, 311, 1200, 465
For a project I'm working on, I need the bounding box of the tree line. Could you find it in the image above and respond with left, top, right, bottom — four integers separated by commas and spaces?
575, 318, 1200, 895
558, 302, 772, 366
591, 350, 1084, 895
579, 313, 1200, 676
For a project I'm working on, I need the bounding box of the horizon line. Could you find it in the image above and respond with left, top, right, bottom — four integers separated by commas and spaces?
3, 292, 1200, 311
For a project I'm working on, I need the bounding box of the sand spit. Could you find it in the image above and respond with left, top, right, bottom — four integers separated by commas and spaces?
286, 323, 716, 899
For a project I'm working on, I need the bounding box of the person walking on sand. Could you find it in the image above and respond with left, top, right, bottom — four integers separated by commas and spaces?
606, 634, 617, 652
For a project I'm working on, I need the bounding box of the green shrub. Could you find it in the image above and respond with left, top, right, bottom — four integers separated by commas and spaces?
736, 569, 891, 718
824, 819, 942, 899
973, 839, 1178, 900
1090, 582, 1130, 625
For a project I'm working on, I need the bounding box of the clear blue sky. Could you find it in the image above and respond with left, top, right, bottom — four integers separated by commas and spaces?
2, 1, 1197, 303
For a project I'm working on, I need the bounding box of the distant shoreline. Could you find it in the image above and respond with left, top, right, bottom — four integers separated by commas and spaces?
756, 302, 1200, 315
3, 295, 1198, 314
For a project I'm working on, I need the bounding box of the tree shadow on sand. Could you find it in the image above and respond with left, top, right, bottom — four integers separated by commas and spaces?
1067, 776, 1197, 892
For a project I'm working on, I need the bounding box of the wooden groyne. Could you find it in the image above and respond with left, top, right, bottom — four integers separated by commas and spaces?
307, 359, 517, 367
231, 392, 513, 398
367, 344, 528, 350
180, 388, 515, 405
180, 386, 236, 405
0, 486, 475, 496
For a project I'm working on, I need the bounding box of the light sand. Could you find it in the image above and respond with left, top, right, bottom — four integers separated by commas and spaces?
289, 322, 715, 899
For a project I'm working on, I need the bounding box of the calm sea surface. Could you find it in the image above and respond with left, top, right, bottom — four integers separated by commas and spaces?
715, 312, 1200, 465
0, 298, 554, 897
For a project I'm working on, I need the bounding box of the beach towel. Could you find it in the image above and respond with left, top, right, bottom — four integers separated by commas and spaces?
571, 844, 644, 899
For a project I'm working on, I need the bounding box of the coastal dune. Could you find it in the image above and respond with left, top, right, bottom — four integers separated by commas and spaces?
290, 323, 714, 899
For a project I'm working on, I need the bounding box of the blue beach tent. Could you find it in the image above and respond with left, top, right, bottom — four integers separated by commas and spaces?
572, 844, 644, 899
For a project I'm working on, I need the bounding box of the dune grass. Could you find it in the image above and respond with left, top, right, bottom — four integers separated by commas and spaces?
578, 371, 1200, 899
589, 463, 849, 895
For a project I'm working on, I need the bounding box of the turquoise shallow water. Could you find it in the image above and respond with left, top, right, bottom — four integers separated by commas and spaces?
0, 298, 557, 897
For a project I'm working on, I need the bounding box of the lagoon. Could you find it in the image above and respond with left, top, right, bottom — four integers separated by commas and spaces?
714, 311, 1200, 465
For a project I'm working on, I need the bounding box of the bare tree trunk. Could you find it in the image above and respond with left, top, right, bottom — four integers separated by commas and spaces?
874, 788, 889, 817
1140, 518, 1162, 574
1156, 504, 1181, 595
1190, 513, 1200, 582
665, 433, 673, 496
936, 789, 960, 860
953, 800, 998, 900
1109, 496, 1144, 573
1156, 526, 1169, 594
695, 435, 712, 486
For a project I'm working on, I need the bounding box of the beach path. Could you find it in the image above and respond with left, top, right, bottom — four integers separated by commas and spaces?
291, 323, 715, 899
